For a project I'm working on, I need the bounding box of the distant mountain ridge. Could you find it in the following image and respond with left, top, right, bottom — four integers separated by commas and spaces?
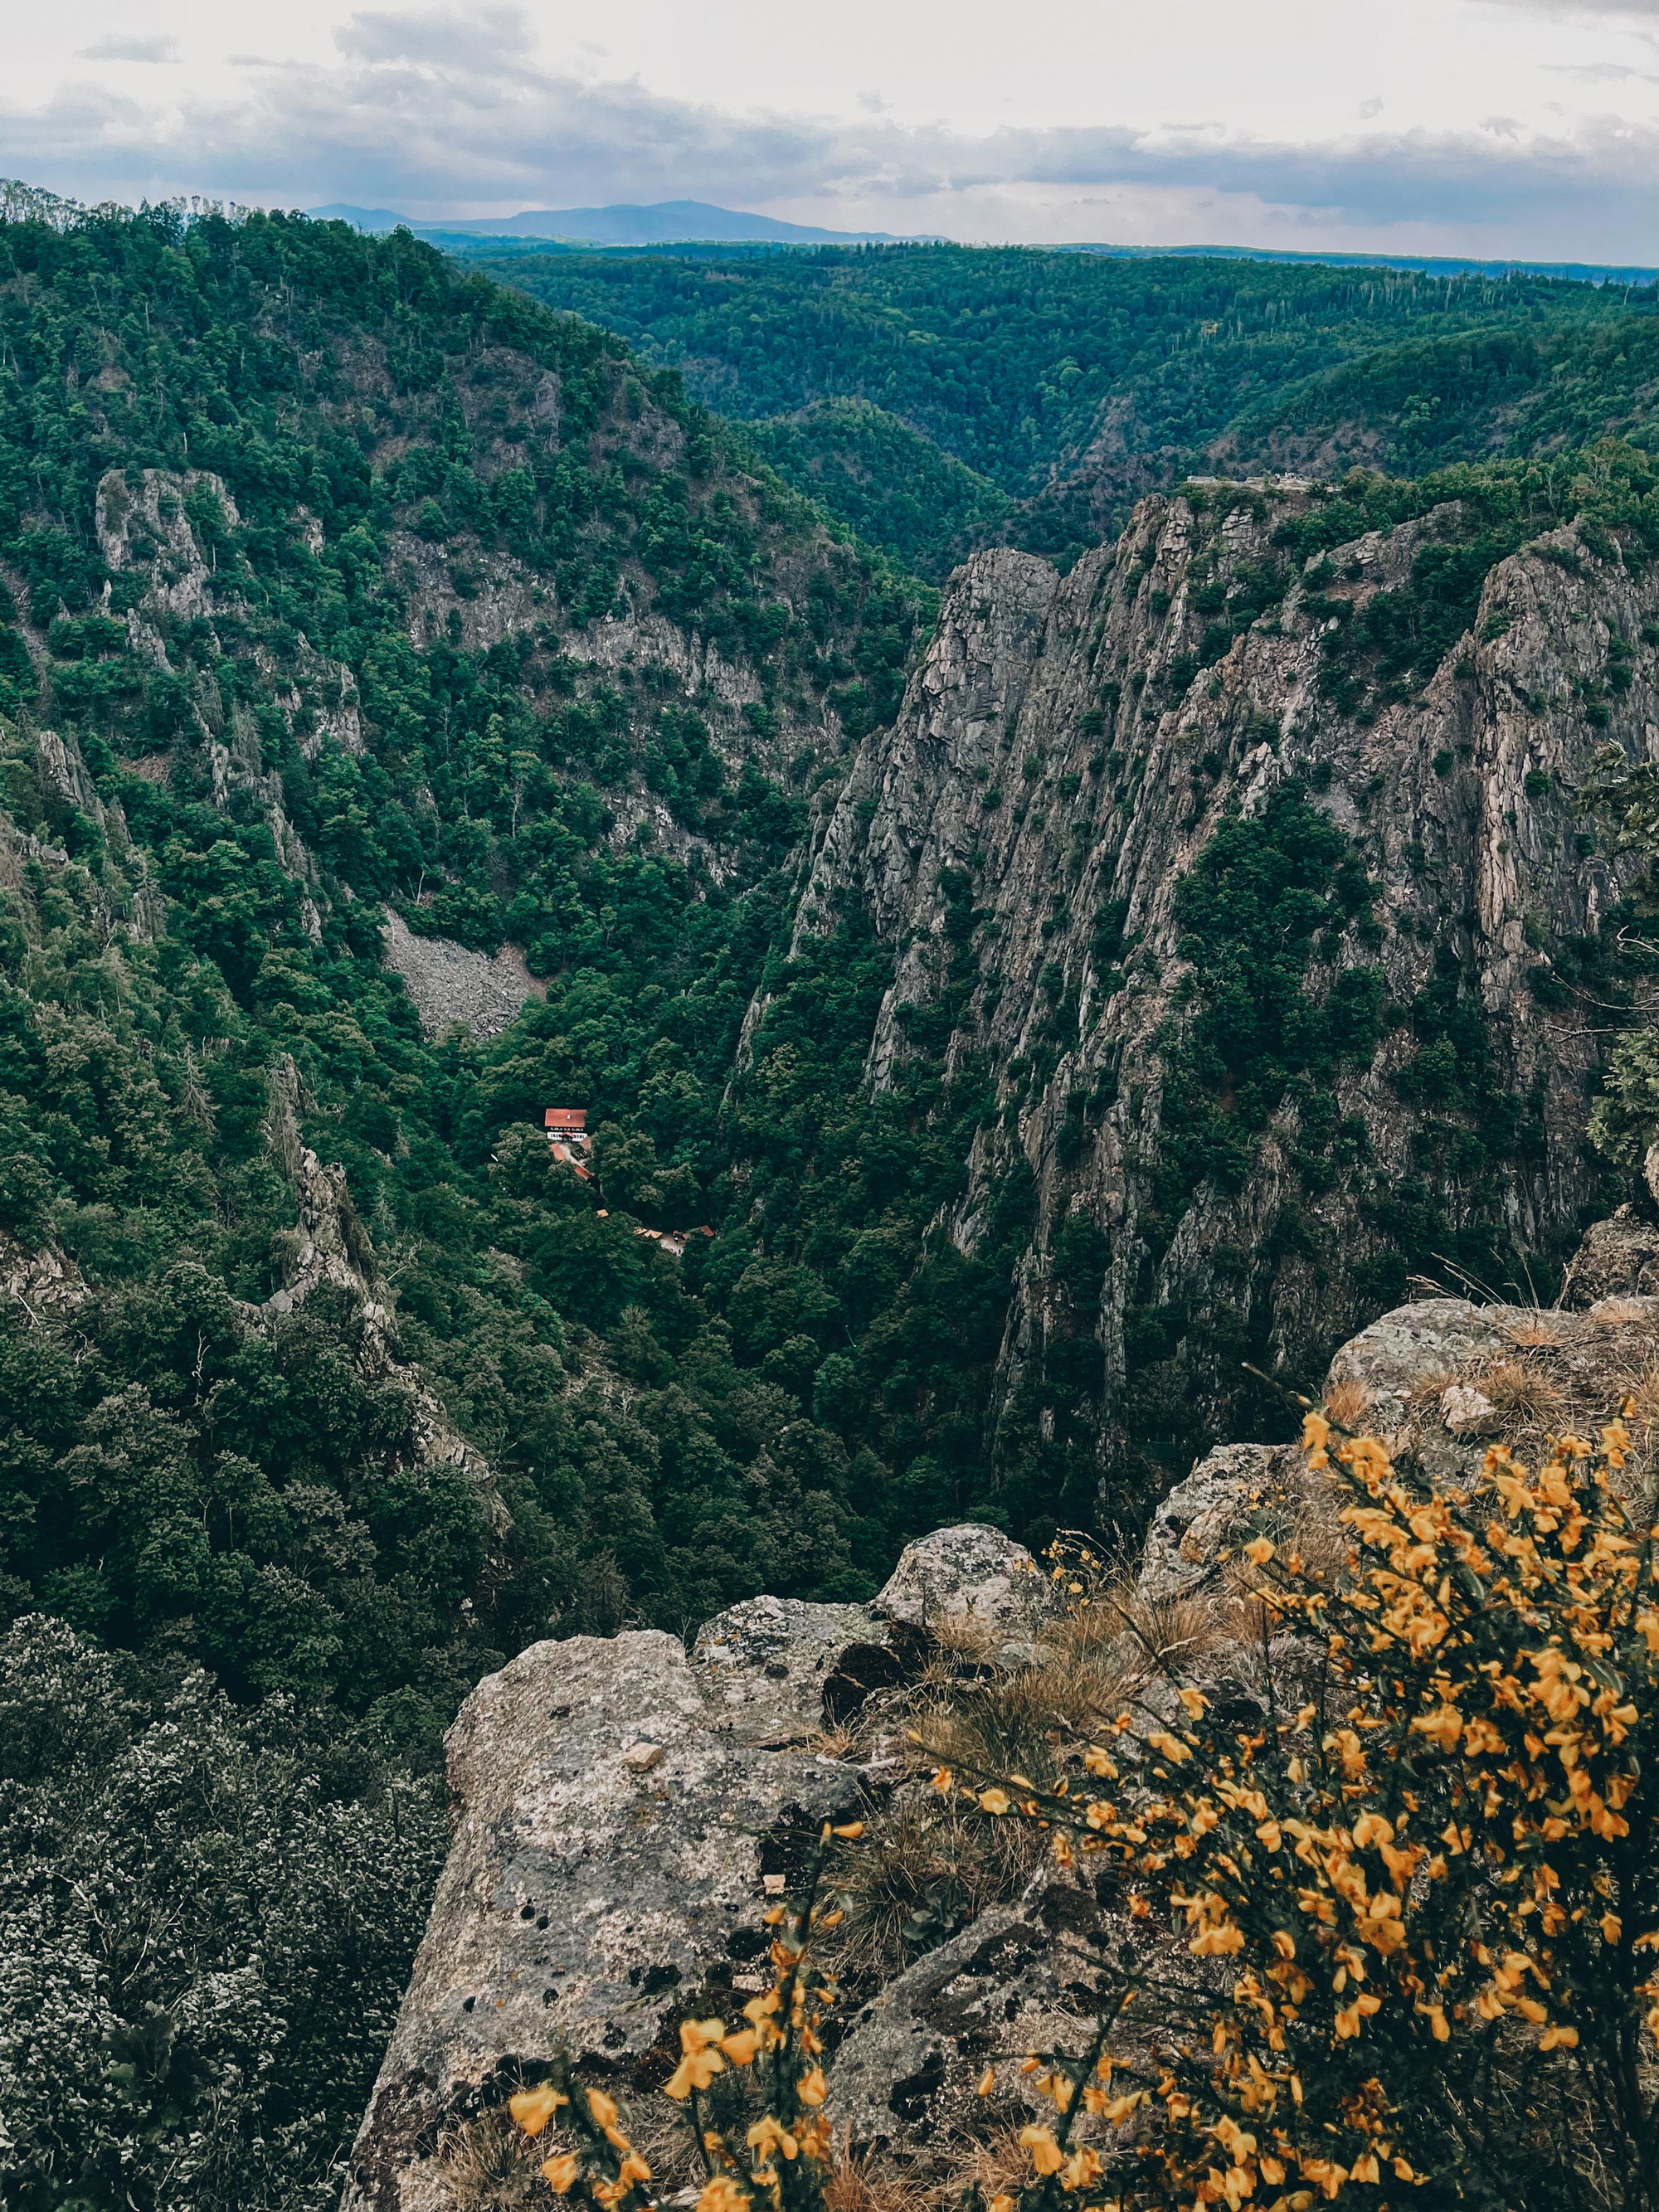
306, 198, 902, 246
306, 201, 1659, 282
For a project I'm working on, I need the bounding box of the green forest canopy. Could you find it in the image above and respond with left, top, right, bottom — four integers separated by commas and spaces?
483, 241, 1659, 572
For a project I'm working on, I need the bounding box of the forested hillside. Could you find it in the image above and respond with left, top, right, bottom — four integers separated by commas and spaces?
485, 243, 1659, 571
0, 196, 937, 2211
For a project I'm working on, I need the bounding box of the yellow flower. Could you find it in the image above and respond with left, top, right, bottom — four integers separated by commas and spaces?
695, 2178, 751, 2212
666, 2054, 721, 2100
1144, 1729, 1192, 1763
720, 2028, 759, 2066
976, 2066, 997, 2097
978, 1787, 1011, 1816
1019, 2126, 1064, 2176
747, 2114, 800, 2161
540, 2153, 580, 2194
1243, 1535, 1276, 1566
796, 2068, 828, 2107
509, 2084, 568, 2137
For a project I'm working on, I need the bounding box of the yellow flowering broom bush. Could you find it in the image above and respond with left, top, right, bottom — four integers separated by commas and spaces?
505, 1821, 860, 2212
940, 1415, 1659, 2212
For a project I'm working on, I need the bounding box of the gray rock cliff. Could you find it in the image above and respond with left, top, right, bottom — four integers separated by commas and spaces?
342, 1527, 1043, 2210
776, 483, 1659, 1485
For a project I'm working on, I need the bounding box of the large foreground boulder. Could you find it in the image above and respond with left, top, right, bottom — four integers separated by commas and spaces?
342, 1615, 873, 2212
342, 1529, 1043, 2210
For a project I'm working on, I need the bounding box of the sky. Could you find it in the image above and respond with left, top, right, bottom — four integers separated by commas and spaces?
6, 0, 1659, 257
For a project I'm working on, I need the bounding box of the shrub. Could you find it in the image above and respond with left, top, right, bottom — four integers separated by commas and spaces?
936, 1414, 1659, 2210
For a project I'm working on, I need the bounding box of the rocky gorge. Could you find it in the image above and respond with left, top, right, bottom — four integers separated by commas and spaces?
759, 469, 1659, 1497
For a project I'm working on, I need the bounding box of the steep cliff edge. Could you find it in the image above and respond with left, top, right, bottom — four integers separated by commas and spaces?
763, 479, 1657, 1496
345, 1237, 1659, 2208
341, 1529, 1058, 2211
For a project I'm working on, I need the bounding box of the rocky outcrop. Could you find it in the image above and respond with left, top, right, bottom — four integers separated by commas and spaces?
1560, 1204, 1659, 1308
345, 1252, 1659, 2199
774, 484, 1659, 1475
260, 1057, 508, 1530
0, 1228, 87, 1317
342, 1528, 1044, 2210
1324, 1297, 1517, 1436
870, 1521, 1061, 1655
96, 466, 238, 623
341, 1623, 868, 2212
1138, 1439, 1311, 1604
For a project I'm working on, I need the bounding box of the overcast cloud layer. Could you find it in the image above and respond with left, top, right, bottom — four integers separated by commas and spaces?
5, 1, 1659, 255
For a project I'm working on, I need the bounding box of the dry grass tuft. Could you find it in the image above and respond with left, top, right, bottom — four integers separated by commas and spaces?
825, 2142, 951, 2212
1476, 1358, 1564, 1432
1586, 1298, 1655, 1330
922, 1610, 1015, 1671
1280, 1489, 1353, 1586
1406, 1368, 1466, 1412
827, 1797, 1033, 1975
1619, 1364, 1659, 1451
807, 1719, 864, 1762
941, 2124, 1048, 2208
431, 2109, 547, 2210
1504, 1310, 1569, 1349
1323, 1378, 1370, 1432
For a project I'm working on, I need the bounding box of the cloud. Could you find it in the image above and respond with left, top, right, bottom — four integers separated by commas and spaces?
333, 5, 538, 68
1476, 0, 1659, 12
10, 4, 1659, 256
76, 34, 181, 63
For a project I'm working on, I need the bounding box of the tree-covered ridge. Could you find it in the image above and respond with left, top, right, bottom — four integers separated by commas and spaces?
0, 198, 947, 2207
742, 399, 1014, 581
479, 241, 1657, 570
0, 192, 957, 1672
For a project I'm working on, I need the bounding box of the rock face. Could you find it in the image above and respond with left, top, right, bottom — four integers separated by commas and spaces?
260, 1057, 509, 1531
1324, 1298, 1516, 1436
341, 1528, 1042, 2211
774, 486, 1659, 1477
1138, 1440, 1310, 1604
341, 1621, 869, 2212
1560, 1204, 1659, 1308
870, 1522, 1061, 1652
